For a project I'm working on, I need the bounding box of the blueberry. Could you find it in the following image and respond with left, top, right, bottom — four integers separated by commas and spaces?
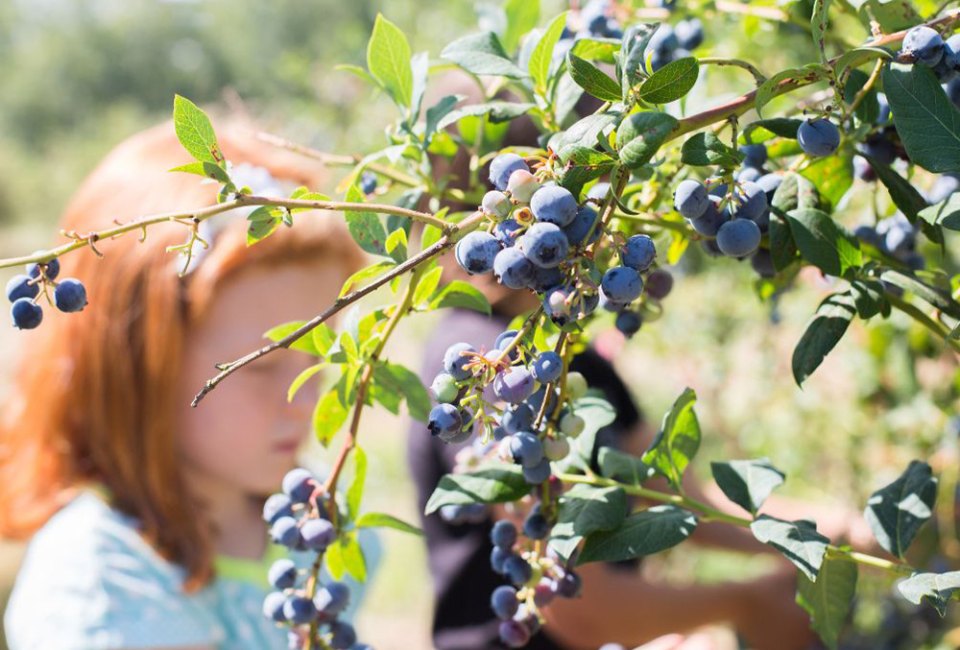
853, 224, 883, 249
735, 166, 763, 183
482, 190, 512, 219
797, 118, 841, 157
11, 299, 42, 330
857, 136, 896, 166
621, 234, 656, 271
300, 517, 336, 550
329, 621, 357, 649
563, 206, 600, 247
543, 436, 571, 461
428, 403, 463, 438
674, 18, 704, 50
756, 173, 783, 203
928, 173, 960, 204
751, 249, 776, 278
600, 266, 643, 304
503, 554, 534, 586
510, 432, 544, 468
554, 571, 583, 598
502, 404, 535, 434
499, 620, 532, 648
586, 181, 610, 202
494, 367, 537, 404
270, 516, 301, 548
716, 218, 762, 257
531, 351, 563, 383
494, 329, 521, 362
6, 275, 38, 303
523, 457, 552, 484
531, 185, 578, 227
530, 265, 566, 293
455, 231, 502, 275
443, 408, 474, 444
282, 467, 316, 503
491, 520, 519, 549
359, 171, 377, 195
430, 373, 459, 404
615, 310, 643, 337
689, 197, 727, 236
262, 591, 288, 622
283, 595, 316, 624
523, 512, 550, 540
263, 493, 294, 524
443, 342, 476, 380
314, 581, 351, 615
543, 284, 574, 324
729, 181, 769, 225
491, 585, 520, 620
53, 279, 87, 313
518, 223, 570, 269
25, 255, 59, 281
491, 546, 511, 573
674, 179, 709, 219
740, 143, 768, 169
493, 218, 524, 247
507, 169, 541, 204
648, 23, 678, 55
490, 154, 529, 191
902, 26, 945, 67
559, 412, 585, 437
268, 558, 298, 590
493, 247, 535, 290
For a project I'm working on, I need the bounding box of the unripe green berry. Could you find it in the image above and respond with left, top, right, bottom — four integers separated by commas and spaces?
566, 372, 588, 400
560, 413, 585, 438
431, 373, 459, 404
507, 170, 541, 204
543, 436, 570, 461
482, 190, 512, 220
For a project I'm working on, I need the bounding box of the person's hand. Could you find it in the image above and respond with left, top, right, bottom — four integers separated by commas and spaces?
733, 568, 817, 650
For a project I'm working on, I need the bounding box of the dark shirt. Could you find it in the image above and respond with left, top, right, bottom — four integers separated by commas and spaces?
407, 309, 642, 650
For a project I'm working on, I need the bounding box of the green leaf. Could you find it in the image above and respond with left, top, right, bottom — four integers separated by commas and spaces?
919, 192, 960, 230
641, 388, 700, 490
413, 265, 443, 306
616, 111, 678, 170
313, 384, 349, 446
335, 63, 379, 86
549, 484, 628, 561
797, 554, 858, 649
799, 152, 854, 211
366, 14, 413, 109
897, 571, 960, 616
436, 101, 535, 131
743, 118, 805, 143
567, 53, 623, 102
441, 32, 527, 79
572, 396, 618, 467
312, 323, 337, 357
245, 206, 284, 246
424, 95, 464, 144
850, 279, 887, 319
598, 447, 652, 485
355, 511, 424, 536
571, 37, 621, 64
344, 185, 388, 257
372, 361, 432, 421
550, 112, 620, 160
849, 0, 920, 32
772, 172, 820, 213
883, 63, 960, 174
346, 446, 367, 521
264, 321, 320, 356
786, 208, 861, 277
287, 364, 324, 403
865, 156, 928, 222
578, 505, 698, 564
710, 458, 786, 515
792, 291, 856, 387
834, 46, 892, 82
755, 66, 829, 118
681, 132, 744, 168
429, 280, 492, 315
326, 532, 367, 583
340, 260, 396, 298
637, 57, 699, 105
425, 464, 531, 514
811, 0, 832, 65
750, 515, 830, 581
502, 0, 540, 53
528, 12, 568, 94
169, 161, 231, 183
878, 269, 960, 319
172, 95, 222, 165
864, 460, 937, 558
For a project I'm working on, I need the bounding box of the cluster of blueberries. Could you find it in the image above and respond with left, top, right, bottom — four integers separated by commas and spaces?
488, 517, 583, 647
645, 14, 704, 72
900, 26, 960, 83
6, 255, 87, 329
854, 214, 923, 270
261, 468, 371, 650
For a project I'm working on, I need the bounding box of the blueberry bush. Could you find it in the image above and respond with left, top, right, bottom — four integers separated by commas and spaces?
7, 0, 960, 647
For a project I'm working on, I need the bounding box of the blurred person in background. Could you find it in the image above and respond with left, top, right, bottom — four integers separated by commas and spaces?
0, 119, 371, 649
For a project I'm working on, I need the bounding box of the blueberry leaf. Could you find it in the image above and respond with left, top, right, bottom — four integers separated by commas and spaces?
172, 95, 222, 165
637, 56, 699, 105
568, 52, 623, 103
641, 387, 700, 490
786, 208, 861, 277
897, 571, 960, 616
864, 460, 937, 558
792, 290, 856, 387
425, 465, 531, 514
366, 14, 413, 109
710, 458, 786, 515
750, 515, 829, 581
578, 505, 698, 564
796, 554, 858, 649
441, 32, 527, 79
429, 280, 492, 315
355, 511, 424, 536
528, 12, 569, 94
549, 484, 628, 561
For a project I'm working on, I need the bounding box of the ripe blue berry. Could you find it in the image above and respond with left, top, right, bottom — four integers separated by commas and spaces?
689, 198, 727, 237
268, 558, 298, 590
499, 620, 532, 648
25, 255, 59, 281
493, 218, 524, 247
502, 404, 534, 434
797, 118, 840, 157
262, 591, 288, 622
359, 171, 377, 195
282, 467, 316, 503
554, 571, 583, 598
443, 342, 476, 380
674, 180, 709, 219
283, 596, 317, 625
531, 351, 563, 383
523, 511, 550, 540
491, 546, 511, 573
729, 181, 769, 225
600, 266, 643, 304
645, 269, 674, 300
491, 520, 519, 549
523, 457, 552, 484
491, 585, 520, 620
751, 249, 776, 278
6, 275, 38, 302
563, 206, 600, 247
716, 218, 762, 257
300, 518, 336, 550
329, 621, 357, 649
740, 143, 768, 169
615, 310, 643, 337
756, 173, 783, 203
493, 247, 535, 289
456, 231, 501, 275
510, 432, 544, 468
490, 154, 529, 191
53, 279, 87, 313
494, 367, 537, 404
621, 235, 656, 271
270, 516, 301, 548
674, 17, 704, 50
503, 555, 533, 586
518, 223, 570, 269
586, 182, 610, 202
263, 493, 294, 524
11, 299, 42, 330
428, 403, 463, 438
903, 26, 945, 66
530, 185, 578, 227
314, 581, 351, 615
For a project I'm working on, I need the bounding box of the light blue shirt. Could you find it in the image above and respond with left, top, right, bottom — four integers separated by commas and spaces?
4, 490, 375, 649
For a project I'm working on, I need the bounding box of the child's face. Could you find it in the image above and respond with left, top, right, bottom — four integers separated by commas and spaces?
174, 260, 342, 497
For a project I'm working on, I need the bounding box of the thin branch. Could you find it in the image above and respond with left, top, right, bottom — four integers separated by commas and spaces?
237, 194, 451, 233
698, 57, 767, 84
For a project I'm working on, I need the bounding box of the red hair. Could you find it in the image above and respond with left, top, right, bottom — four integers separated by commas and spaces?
0, 119, 364, 590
